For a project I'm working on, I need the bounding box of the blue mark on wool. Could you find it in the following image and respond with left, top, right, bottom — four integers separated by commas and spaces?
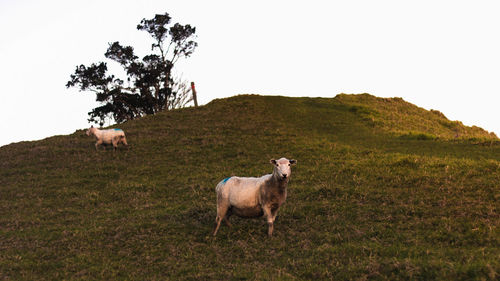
222, 177, 231, 184
113, 128, 123, 131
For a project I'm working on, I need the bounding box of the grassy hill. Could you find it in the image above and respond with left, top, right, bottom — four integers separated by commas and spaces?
1, 94, 499, 280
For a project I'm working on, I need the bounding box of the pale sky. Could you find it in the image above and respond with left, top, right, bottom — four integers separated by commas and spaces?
1, 0, 499, 147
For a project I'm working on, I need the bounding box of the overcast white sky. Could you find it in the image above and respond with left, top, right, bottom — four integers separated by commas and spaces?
1, 0, 499, 147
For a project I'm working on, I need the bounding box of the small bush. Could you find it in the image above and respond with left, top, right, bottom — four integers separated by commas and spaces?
430, 109, 447, 119
399, 131, 438, 141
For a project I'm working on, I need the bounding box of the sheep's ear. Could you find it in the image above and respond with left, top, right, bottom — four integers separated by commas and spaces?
270, 159, 277, 165
289, 159, 297, 165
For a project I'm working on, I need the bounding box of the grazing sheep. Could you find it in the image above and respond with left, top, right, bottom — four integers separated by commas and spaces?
213, 157, 297, 237
86, 125, 128, 151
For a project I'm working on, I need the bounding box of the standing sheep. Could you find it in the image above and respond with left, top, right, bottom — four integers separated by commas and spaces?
213, 157, 297, 237
86, 125, 128, 151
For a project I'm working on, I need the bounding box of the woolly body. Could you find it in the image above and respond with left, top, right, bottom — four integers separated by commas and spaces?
219, 175, 271, 218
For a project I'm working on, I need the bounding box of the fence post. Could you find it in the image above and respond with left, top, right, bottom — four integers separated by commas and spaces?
191, 82, 198, 107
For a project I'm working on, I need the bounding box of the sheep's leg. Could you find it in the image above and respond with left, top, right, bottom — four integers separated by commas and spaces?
213, 204, 230, 236
223, 209, 232, 227
121, 137, 129, 147
122, 137, 130, 150
95, 140, 103, 151
213, 217, 222, 236
270, 208, 281, 234
263, 205, 274, 237
112, 137, 119, 151
223, 217, 232, 227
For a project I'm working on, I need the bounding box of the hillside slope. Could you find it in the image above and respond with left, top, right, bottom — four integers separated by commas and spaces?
1, 94, 499, 280
335, 93, 496, 140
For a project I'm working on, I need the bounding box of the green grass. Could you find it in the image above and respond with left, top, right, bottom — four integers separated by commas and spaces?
335, 93, 497, 140
1, 94, 499, 280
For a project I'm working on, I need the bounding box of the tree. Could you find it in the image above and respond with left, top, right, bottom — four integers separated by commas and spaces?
66, 12, 197, 126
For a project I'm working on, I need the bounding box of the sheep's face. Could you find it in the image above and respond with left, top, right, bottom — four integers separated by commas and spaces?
86, 126, 95, 136
270, 158, 297, 180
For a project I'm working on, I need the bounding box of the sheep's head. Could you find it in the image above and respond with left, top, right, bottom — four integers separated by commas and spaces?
270, 158, 297, 181
86, 125, 95, 136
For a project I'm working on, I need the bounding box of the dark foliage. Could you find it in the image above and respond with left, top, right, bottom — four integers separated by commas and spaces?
67, 12, 197, 126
